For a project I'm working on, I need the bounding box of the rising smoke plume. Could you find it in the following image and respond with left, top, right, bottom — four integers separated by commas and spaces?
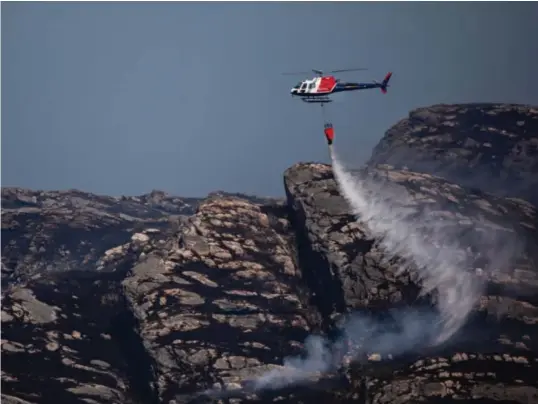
201, 146, 522, 397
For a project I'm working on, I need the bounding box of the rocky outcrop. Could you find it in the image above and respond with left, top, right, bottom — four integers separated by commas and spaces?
1, 188, 199, 285
1, 193, 343, 404
3, 103, 538, 404
1, 188, 279, 285
284, 162, 415, 318
1, 270, 141, 403
120, 197, 322, 403
284, 162, 538, 403
367, 104, 538, 205
284, 162, 538, 314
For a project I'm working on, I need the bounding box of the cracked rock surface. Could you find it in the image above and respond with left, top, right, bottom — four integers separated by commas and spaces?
282, 162, 538, 403
284, 162, 538, 317
121, 197, 321, 403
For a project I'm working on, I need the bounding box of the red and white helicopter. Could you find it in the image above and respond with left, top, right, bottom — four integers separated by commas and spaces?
286, 68, 392, 104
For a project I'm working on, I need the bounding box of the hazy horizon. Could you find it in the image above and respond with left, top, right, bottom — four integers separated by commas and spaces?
3, 2, 538, 198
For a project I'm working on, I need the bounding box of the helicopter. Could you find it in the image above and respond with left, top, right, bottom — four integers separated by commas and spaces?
285, 68, 392, 104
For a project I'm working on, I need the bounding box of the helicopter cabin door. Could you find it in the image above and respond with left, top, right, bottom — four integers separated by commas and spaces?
317, 76, 337, 94
307, 80, 317, 94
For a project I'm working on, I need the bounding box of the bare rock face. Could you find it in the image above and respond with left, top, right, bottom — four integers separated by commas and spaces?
0, 223, 168, 404
367, 104, 538, 205
1, 271, 137, 404
284, 162, 415, 317
285, 161, 538, 310
284, 161, 538, 404
121, 197, 323, 403
1, 188, 199, 284
1, 188, 286, 286
360, 349, 538, 404
1, 193, 330, 404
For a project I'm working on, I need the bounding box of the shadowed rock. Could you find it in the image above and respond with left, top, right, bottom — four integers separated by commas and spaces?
1, 188, 200, 285
367, 103, 538, 205
1, 272, 136, 404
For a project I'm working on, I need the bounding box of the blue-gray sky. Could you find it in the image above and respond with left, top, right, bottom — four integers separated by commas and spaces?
3, 2, 538, 197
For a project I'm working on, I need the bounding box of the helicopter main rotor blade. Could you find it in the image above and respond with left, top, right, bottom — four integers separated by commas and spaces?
282, 71, 314, 76
328, 68, 368, 73
282, 67, 369, 76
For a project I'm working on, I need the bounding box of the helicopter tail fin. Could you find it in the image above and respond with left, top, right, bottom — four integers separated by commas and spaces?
380, 72, 392, 94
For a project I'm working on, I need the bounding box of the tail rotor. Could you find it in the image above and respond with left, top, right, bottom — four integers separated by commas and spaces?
380, 72, 392, 94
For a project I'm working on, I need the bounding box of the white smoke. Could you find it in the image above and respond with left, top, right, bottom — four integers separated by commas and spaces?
197, 307, 439, 400
330, 147, 483, 344
249, 335, 334, 391
250, 307, 439, 391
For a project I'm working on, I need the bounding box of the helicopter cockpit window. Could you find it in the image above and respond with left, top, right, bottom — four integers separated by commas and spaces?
300, 83, 307, 90
294, 82, 302, 89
